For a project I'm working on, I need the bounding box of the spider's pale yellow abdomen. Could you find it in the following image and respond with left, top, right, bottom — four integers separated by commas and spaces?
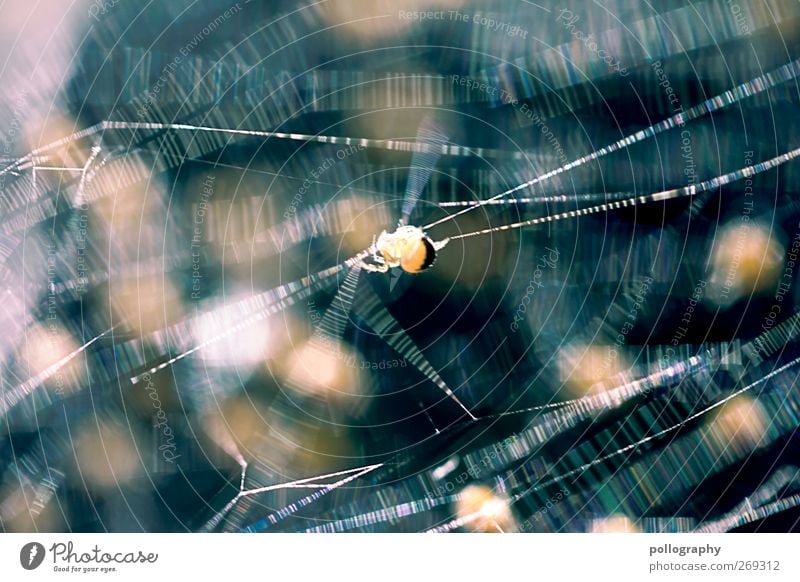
398, 236, 436, 273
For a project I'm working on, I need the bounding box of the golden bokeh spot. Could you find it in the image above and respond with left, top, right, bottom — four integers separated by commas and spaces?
284, 340, 362, 398
456, 485, 516, 533
590, 514, 641, 533
708, 222, 784, 306
559, 343, 629, 396
708, 395, 769, 450
110, 275, 184, 335
73, 424, 140, 488
19, 323, 86, 395
203, 396, 272, 456
316, 0, 464, 42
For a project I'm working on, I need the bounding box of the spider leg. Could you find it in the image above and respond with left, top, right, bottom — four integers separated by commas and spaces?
372, 244, 385, 265
361, 261, 389, 273
360, 244, 389, 273
432, 237, 450, 251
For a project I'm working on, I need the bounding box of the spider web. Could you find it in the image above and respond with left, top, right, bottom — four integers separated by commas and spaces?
3, 0, 800, 535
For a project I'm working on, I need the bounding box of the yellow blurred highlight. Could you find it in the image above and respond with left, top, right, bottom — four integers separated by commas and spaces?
89, 157, 169, 258
590, 514, 641, 533
708, 222, 784, 306
23, 113, 87, 163
73, 424, 141, 488
708, 395, 769, 451
317, 0, 463, 42
1, 497, 62, 532
203, 396, 272, 457
456, 485, 516, 533
20, 323, 86, 394
284, 340, 362, 398
110, 275, 184, 335
559, 343, 629, 396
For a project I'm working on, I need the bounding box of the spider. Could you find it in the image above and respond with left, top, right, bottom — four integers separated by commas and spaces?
361, 225, 450, 274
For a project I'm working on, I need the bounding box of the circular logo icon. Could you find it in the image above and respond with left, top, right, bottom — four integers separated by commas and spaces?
20, 542, 46, 570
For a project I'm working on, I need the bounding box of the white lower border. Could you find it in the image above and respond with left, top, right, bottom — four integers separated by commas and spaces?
1, 533, 797, 581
